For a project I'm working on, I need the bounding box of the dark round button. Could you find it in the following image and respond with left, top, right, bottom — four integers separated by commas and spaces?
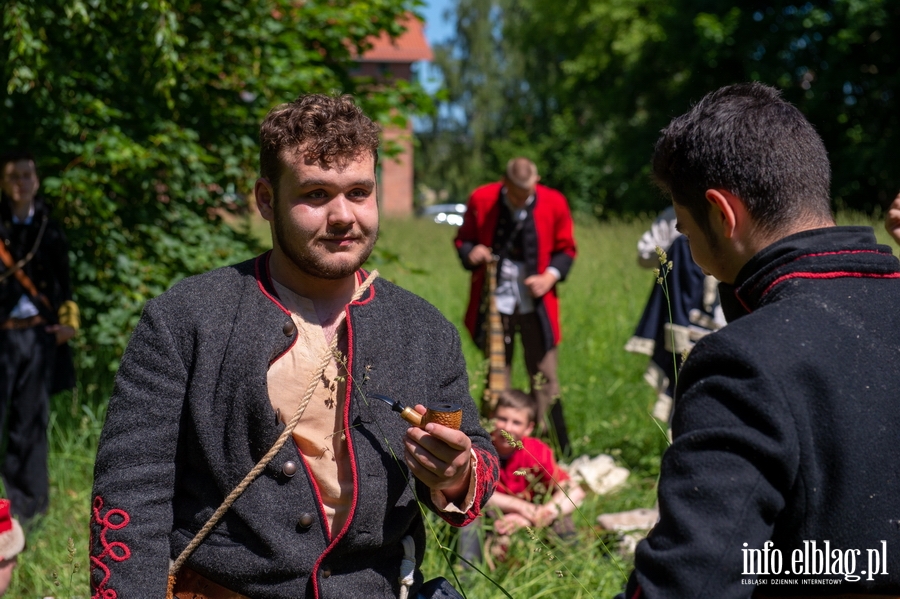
321, 566, 332, 578
298, 513, 314, 529
282, 461, 298, 477
283, 320, 296, 336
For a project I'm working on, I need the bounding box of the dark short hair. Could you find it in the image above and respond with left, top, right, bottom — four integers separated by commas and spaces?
652, 82, 832, 238
259, 94, 380, 193
495, 388, 537, 424
0, 150, 37, 174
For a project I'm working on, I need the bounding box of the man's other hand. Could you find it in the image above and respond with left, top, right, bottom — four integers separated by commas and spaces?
885, 192, 900, 244
467, 244, 493, 267
524, 271, 558, 298
404, 405, 473, 502
46, 324, 76, 345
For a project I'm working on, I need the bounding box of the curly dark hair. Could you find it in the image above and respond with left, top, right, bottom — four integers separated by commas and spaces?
652, 82, 832, 239
259, 94, 381, 192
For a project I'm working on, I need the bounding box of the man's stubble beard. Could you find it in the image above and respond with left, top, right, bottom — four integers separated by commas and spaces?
273, 212, 379, 281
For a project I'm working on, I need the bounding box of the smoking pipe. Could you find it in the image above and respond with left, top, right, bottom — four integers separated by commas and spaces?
370, 394, 463, 430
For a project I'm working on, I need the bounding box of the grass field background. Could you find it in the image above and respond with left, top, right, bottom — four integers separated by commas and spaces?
13, 211, 896, 598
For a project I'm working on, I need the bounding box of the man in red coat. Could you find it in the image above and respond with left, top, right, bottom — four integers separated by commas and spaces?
454, 158, 577, 454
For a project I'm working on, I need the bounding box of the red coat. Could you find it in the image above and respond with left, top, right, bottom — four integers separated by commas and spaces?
454, 182, 577, 348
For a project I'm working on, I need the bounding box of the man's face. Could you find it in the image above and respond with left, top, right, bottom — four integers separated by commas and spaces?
504, 180, 534, 208
1, 160, 40, 206
491, 405, 535, 456
673, 201, 729, 281
263, 150, 379, 281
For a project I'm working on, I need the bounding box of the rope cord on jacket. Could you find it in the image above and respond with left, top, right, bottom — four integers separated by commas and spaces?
166, 269, 379, 598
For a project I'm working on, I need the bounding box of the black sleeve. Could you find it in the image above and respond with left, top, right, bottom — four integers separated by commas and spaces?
626, 332, 799, 599
90, 299, 189, 597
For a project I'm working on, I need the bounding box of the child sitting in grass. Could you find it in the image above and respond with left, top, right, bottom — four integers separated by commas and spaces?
459, 389, 585, 567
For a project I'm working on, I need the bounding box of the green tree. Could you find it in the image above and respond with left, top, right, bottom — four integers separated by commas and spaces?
415, 0, 530, 203
421, 0, 899, 216
2, 0, 430, 365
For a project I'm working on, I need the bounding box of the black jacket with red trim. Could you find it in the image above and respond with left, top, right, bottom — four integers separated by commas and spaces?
0, 195, 76, 392
90, 253, 498, 599
626, 227, 900, 598
0, 196, 72, 322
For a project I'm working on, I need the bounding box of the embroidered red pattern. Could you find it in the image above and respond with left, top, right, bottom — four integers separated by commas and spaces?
439, 446, 499, 527
90, 496, 132, 599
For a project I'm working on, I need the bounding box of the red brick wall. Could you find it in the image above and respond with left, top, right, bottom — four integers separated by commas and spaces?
379, 120, 415, 216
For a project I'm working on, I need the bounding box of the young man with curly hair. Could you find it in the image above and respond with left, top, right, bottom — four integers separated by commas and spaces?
91, 94, 498, 599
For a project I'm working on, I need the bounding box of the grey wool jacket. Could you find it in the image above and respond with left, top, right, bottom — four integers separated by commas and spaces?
91, 254, 499, 599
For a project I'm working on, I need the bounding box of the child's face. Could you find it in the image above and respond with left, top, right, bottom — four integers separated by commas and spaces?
491, 406, 535, 455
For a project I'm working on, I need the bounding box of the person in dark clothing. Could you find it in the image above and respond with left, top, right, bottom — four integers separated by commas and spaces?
0, 151, 77, 522
626, 213, 724, 424
621, 83, 900, 598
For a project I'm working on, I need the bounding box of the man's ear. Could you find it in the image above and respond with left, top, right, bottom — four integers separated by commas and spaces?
255, 178, 276, 222
705, 189, 747, 240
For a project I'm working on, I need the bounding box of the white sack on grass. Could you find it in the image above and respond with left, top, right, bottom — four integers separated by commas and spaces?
596, 507, 660, 533
566, 453, 630, 495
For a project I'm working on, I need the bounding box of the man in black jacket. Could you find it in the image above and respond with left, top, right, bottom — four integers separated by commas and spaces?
0, 151, 77, 521
624, 83, 900, 598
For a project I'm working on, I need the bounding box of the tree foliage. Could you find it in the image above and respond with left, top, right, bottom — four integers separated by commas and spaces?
2, 0, 428, 365
419, 0, 899, 217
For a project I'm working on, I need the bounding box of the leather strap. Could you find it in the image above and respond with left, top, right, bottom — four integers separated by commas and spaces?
0, 315, 45, 330
0, 215, 53, 314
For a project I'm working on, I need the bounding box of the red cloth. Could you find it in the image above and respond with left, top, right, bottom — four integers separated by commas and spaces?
455, 181, 577, 346
497, 436, 569, 501
0, 499, 11, 534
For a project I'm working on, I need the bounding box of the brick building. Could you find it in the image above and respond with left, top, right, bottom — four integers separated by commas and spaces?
357, 15, 432, 216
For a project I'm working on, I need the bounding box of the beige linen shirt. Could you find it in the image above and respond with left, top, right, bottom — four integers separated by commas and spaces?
268, 279, 478, 537
269, 281, 353, 536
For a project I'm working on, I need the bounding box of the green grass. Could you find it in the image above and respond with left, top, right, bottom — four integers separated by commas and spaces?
10, 351, 115, 598
14, 211, 897, 598
371, 215, 663, 598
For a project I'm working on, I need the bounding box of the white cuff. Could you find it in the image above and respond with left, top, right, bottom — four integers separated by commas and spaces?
430, 449, 479, 514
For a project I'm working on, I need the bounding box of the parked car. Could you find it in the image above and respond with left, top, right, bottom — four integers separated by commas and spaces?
416, 203, 467, 226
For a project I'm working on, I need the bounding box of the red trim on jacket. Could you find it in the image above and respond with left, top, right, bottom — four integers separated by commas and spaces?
255, 253, 300, 368
629, 586, 642, 599
455, 181, 576, 346
269, 266, 374, 599
761, 270, 900, 299
733, 249, 899, 315
90, 496, 132, 599
255, 253, 292, 317
352, 269, 376, 306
